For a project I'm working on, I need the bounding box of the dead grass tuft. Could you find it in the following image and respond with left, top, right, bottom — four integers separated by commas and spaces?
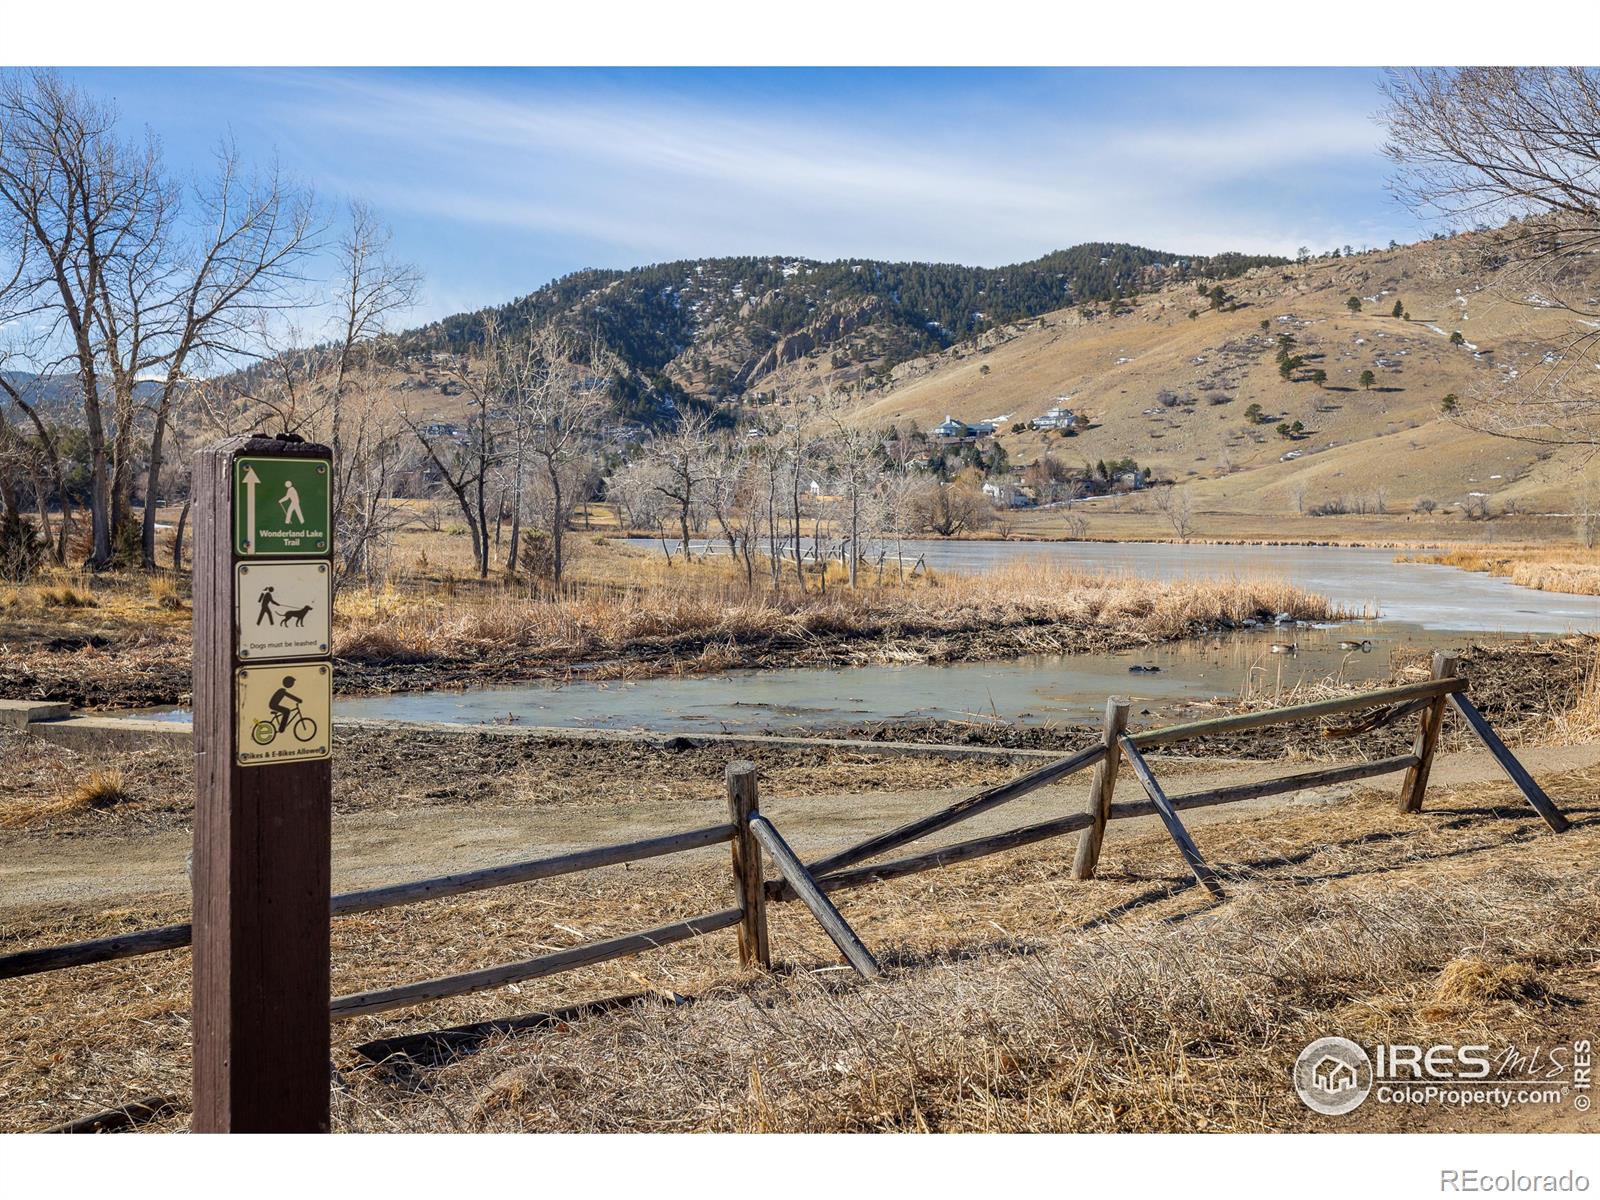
0, 767, 132, 829
70, 767, 132, 809
1419, 957, 1551, 1021
146, 575, 186, 610
37, 583, 97, 609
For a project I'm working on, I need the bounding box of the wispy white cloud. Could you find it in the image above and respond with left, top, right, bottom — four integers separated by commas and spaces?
246, 68, 1407, 317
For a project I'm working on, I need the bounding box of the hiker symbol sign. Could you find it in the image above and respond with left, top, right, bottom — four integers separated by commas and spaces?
234, 456, 329, 556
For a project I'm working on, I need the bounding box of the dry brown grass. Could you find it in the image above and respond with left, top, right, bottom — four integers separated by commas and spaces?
0, 766, 133, 829
1400, 545, 1600, 596
1419, 958, 1552, 1023
3, 760, 1595, 1134
146, 575, 186, 611
332, 554, 1347, 678
36, 582, 97, 609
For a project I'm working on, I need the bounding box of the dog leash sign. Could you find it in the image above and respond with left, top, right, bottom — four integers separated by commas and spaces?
235, 560, 333, 661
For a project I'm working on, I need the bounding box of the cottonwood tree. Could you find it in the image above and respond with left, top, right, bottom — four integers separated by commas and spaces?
1152, 482, 1197, 538
403, 322, 514, 579
912, 475, 992, 536
704, 434, 770, 588
0, 361, 72, 560
607, 456, 668, 535
327, 202, 419, 472
0, 72, 160, 566
0, 71, 320, 568
505, 327, 613, 583
128, 150, 318, 567
646, 409, 717, 562
1382, 67, 1600, 446
819, 396, 884, 587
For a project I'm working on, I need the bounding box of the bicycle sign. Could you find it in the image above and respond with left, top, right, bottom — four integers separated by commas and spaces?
235, 663, 331, 766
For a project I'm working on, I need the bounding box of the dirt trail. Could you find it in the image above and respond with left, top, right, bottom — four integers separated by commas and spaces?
6, 740, 1596, 925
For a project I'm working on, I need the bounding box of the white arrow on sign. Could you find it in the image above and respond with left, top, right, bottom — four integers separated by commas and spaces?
242, 465, 260, 552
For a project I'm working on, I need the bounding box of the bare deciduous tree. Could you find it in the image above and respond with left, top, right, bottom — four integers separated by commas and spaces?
646, 410, 716, 562
1382, 67, 1600, 447
507, 327, 612, 584
1151, 482, 1197, 538
0, 71, 158, 566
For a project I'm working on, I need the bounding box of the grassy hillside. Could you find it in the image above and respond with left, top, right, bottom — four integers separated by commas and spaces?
839, 233, 1598, 524
399, 245, 1285, 421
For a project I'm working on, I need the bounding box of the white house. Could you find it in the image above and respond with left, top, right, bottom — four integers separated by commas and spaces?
1030, 402, 1078, 431
932, 414, 996, 443
982, 481, 1030, 508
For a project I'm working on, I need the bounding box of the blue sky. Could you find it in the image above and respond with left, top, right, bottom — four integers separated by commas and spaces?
69, 67, 1420, 326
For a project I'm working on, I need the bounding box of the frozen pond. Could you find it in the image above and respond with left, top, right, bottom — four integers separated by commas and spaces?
132, 541, 1597, 735
329, 621, 1501, 733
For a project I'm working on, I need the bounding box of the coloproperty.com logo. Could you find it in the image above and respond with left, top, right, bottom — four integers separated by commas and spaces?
1293, 1036, 1593, 1116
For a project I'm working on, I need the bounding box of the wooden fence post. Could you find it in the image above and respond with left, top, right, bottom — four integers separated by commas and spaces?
1073, 697, 1130, 880
192, 435, 334, 1133
1401, 652, 1457, 813
726, 761, 770, 970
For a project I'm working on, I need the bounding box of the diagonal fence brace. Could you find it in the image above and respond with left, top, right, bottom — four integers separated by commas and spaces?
1117, 735, 1227, 899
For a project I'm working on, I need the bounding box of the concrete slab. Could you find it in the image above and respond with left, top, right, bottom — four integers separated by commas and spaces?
28, 716, 191, 752
0, 700, 73, 729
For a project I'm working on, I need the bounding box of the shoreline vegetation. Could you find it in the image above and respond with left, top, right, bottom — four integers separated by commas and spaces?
1396, 545, 1600, 596
1, 557, 1348, 710
605, 526, 1553, 553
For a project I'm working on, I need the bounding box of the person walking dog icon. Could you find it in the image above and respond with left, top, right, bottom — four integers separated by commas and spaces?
256, 585, 280, 626
279, 478, 304, 525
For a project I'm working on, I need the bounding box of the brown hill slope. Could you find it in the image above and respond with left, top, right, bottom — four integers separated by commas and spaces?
834, 235, 1596, 522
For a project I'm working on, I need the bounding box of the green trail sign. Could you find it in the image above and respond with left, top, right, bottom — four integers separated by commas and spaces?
234, 456, 330, 557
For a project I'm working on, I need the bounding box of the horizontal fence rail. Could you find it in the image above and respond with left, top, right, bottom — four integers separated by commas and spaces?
1127, 677, 1466, 749
1107, 754, 1421, 820
0, 823, 736, 981
793, 811, 1096, 898
331, 908, 744, 1019
804, 742, 1106, 879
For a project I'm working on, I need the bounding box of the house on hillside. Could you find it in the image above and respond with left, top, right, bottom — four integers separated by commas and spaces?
931, 414, 996, 445
1029, 402, 1078, 431
982, 480, 1031, 508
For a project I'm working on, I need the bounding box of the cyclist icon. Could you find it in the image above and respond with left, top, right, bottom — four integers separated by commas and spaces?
251, 675, 318, 746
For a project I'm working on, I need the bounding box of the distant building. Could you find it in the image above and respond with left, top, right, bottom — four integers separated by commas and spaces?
1029, 402, 1078, 431
932, 414, 996, 444
982, 481, 1031, 508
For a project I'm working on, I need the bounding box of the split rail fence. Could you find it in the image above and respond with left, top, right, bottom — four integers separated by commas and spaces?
1, 654, 1571, 1022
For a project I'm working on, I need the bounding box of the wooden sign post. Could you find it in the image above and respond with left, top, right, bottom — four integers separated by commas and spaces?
192, 434, 334, 1133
